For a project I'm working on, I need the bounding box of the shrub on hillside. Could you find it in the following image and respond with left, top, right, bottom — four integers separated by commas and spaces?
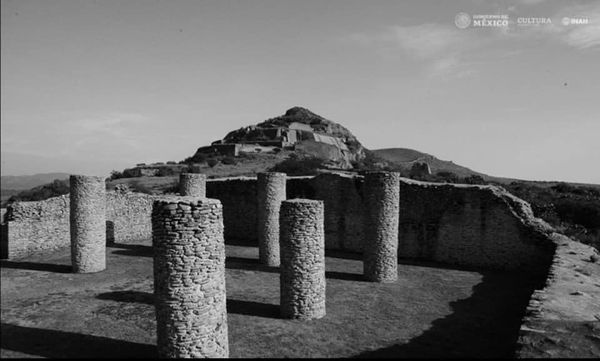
463, 175, 486, 185
182, 153, 208, 165
221, 156, 237, 165
435, 171, 459, 183
269, 156, 325, 176
109, 170, 125, 180
207, 159, 219, 168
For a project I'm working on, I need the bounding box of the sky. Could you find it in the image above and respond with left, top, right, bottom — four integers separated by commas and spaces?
1, 0, 599, 183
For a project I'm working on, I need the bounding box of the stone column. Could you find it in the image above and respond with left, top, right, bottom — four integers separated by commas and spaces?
179, 173, 206, 197
70, 175, 106, 273
363, 172, 401, 282
152, 196, 228, 358
279, 199, 326, 320
257, 172, 286, 266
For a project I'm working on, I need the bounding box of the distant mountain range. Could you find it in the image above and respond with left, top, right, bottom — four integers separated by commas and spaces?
1, 173, 70, 191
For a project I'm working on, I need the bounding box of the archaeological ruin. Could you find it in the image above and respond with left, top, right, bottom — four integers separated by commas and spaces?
152, 196, 228, 358
363, 171, 401, 282
178, 173, 207, 197
279, 199, 326, 320
1, 171, 598, 358
69, 175, 106, 273
257, 172, 286, 267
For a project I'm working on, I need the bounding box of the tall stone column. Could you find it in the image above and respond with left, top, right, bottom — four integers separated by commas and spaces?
257, 172, 286, 266
179, 173, 206, 197
70, 175, 106, 273
152, 196, 228, 358
279, 199, 326, 320
363, 171, 400, 282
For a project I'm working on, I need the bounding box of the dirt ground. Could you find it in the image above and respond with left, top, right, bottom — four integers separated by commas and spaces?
1, 243, 538, 358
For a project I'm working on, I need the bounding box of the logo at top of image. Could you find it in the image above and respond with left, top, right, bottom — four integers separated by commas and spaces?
455, 12, 471, 29
562, 16, 589, 26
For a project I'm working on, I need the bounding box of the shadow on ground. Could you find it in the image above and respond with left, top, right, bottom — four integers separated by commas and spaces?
97, 290, 154, 304
355, 272, 539, 358
108, 243, 153, 257
96, 290, 281, 320
0, 323, 156, 358
0, 260, 71, 273
227, 299, 280, 319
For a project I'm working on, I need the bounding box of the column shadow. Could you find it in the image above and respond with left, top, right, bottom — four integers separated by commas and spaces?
0, 323, 156, 358
109, 243, 153, 257
226, 299, 280, 319
225, 257, 280, 273
0, 260, 71, 273
97, 290, 154, 304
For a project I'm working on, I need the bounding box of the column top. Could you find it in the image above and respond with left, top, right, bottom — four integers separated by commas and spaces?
282, 198, 323, 205
153, 196, 220, 206
69, 174, 105, 182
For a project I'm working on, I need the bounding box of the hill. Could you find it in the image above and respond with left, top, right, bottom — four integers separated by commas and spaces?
1, 173, 70, 206
190, 107, 366, 169
1, 173, 70, 190
373, 148, 488, 179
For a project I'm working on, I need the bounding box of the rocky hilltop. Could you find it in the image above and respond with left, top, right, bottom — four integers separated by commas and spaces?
203, 107, 366, 169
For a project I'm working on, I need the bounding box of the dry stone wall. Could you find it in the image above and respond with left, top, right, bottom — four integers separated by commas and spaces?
70, 175, 106, 273
152, 196, 228, 358
4, 190, 156, 259
206, 177, 258, 242
105, 190, 154, 244
279, 199, 326, 320
179, 173, 207, 197
4, 195, 70, 259
398, 179, 556, 274
4, 173, 558, 275
363, 172, 400, 282
516, 234, 600, 358
257, 172, 286, 266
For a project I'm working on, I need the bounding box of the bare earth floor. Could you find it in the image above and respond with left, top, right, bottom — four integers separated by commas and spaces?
0, 243, 538, 358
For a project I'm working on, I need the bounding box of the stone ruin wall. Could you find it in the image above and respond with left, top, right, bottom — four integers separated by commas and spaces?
2, 190, 156, 259
2, 195, 70, 259
398, 179, 557, 274
207, 174, 556, 273
2, 173, 558, 274
516, 233, 600, 358
206, 177, 258, 241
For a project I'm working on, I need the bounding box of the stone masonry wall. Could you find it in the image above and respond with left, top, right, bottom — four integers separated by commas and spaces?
398, 179, 556, 274
206, 177, 257, 242
105, 190, 155, 245
4, 190, 156, 259
4, 173, 558, 274
152, 196, 228, 358
4, 195, 70, 259
516, 234, 600, 358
